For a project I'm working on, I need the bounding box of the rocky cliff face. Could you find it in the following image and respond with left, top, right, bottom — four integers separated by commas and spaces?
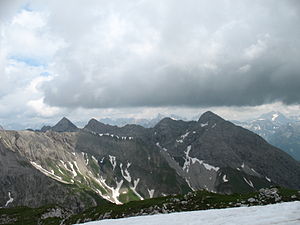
0, 132, 107, 212
0, 111, 299, 210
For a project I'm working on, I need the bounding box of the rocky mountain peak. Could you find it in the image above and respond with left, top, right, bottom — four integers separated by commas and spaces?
198, 111, 224, 124
51, 117, 78, 132
154, 117, 189, 132
0, 125, 4, 130
87, 118, 102, 126
156, 117, 176, 125
84, 118, 118, 134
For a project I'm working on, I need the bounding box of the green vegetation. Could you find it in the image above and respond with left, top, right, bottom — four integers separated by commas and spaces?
66, 186, 300, 224
0, 205, 67, 225
119, 189, 141, 203
1, 187, 299, 225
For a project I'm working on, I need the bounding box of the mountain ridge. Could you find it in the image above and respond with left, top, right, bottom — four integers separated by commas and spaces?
235, 111, 300, 161
0, 111, 299, 212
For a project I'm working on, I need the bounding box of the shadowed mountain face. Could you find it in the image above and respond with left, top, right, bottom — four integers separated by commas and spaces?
0, 111, 299, 210
235, 111, 300, 161
268, 122, 300, 161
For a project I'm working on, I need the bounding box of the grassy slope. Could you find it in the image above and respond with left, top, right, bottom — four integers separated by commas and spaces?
1, 187, 299, 225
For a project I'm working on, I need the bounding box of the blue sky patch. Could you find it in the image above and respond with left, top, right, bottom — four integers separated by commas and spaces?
10, 55, 46, 67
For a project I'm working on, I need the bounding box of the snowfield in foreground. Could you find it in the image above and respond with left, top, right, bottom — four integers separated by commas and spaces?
78, 201, 300, 225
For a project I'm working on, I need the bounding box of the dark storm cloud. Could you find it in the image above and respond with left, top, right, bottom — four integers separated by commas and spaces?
39, 0, 300, 108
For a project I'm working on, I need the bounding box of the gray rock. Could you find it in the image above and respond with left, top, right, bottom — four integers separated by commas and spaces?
247, 198, 256, 203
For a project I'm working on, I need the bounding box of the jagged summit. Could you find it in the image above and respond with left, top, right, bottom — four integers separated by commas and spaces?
51, 117, 79, 132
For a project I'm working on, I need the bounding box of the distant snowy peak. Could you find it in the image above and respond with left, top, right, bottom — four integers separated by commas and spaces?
233, 111, 300, 161
258, 111, 290, 125
0, 125, 4, 130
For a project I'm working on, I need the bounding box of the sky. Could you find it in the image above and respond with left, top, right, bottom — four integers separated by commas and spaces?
0, 0, 300, 129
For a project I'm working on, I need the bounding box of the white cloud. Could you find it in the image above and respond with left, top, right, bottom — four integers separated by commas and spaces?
244, 34, 270, 59
27, 98, 60, 117
238, 64, 251, 73
0, 0, 300, 129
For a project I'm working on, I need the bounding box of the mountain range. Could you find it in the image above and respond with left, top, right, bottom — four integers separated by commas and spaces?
97, 114, 186, 128
0, 111, 299, 213
234, 111, 300, 161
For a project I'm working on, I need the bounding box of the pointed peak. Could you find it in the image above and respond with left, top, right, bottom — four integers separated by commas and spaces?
51, 117, 78, 132
88, 118, 100, 124
59, 117, 71, 122
198, 111, 225, 123
86, 118, 107, 127
55, 117, 74, 125
85, 118, 108, 129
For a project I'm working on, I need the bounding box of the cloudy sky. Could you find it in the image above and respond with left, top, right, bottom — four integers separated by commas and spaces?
1, 0, 300, 129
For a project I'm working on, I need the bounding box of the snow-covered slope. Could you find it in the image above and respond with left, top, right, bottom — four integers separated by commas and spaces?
79, 201, 300, 225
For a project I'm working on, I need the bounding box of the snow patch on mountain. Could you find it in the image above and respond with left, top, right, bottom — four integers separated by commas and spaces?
223, 175, 228, 182
200, 122, 208, 127
272, 113, 279, 121
30, 161, 70, 184
82, 152, 89, 165
73, 161, 82, 175
120, 163, 132, 183
243, 177, 254, 188
67, 161, 77, 178
147, 189, 155, 198
265, 176, 271, 182
97, 176, 124, 204
176, 132, 190, 143
92, 156, 98, 163
109, 155, 117, 170
183, 145, 219, 172
130, 178, 144, 200
4, 192, 14, 207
